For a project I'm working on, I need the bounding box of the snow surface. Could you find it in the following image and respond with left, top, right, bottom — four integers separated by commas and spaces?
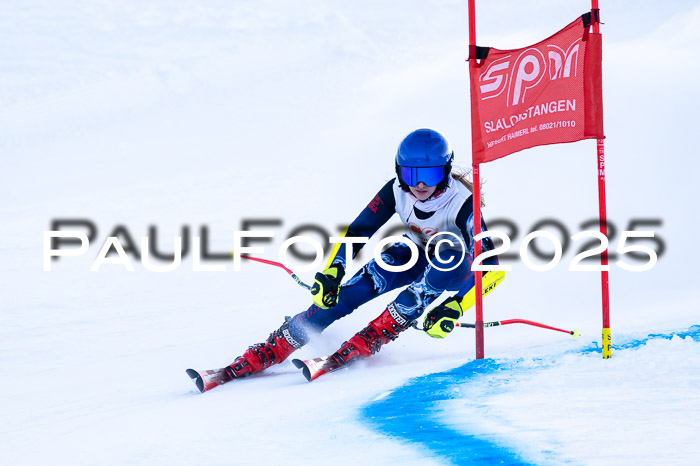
2, 1, 700, 465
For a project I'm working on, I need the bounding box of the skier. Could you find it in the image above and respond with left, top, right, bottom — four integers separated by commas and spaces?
226, 128, 505, 381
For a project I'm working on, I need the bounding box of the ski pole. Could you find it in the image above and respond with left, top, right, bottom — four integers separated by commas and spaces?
231, 252, 312, 290
456, 319, 580, 338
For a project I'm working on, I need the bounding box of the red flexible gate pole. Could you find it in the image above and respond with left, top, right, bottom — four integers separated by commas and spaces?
468, 0, 484, 360
591, 0, 611, 359
473, 164, 484, 359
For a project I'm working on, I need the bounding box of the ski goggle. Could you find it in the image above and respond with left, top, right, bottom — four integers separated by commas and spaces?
399, 166, 445, 187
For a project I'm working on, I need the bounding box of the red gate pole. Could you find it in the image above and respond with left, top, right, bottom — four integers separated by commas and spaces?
472, 164, 484, 359
591, 0, 611, 359
597, 139, 611, 359
467, 0, 484, 359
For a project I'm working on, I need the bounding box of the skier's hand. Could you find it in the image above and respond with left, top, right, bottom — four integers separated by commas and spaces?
423, 296, 463, 338
311, 264, 345, 309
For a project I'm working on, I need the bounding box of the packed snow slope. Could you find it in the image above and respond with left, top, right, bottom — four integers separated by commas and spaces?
2, 1, 699, 464
364, 327, 700, 465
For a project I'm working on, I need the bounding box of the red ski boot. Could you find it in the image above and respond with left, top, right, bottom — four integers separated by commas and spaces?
333, 303, 412, 365
292, 303, 412, 381
225, 318, 303, 379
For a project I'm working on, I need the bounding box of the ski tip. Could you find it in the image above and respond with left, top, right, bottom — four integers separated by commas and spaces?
186, 368, 205, 393
291, 358, 303, 368
291, 359, 312, 382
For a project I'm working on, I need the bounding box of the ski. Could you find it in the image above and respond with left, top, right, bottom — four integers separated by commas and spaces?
185, 367, 232, 393
291, 356, 344, 382
186, 366, 300, 392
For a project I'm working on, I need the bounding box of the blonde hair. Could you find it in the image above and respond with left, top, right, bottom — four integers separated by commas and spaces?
451, 170, 485, 207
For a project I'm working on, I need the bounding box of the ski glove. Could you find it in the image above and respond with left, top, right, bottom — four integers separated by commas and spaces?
310, 264, 345, 309
423, 296, 463, 338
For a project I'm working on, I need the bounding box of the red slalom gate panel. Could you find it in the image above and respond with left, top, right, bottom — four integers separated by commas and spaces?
469, 15, 604, 164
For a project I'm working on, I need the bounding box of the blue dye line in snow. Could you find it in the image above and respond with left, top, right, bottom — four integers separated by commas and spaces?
578, 324, 700, 355
360, 325, 700, 465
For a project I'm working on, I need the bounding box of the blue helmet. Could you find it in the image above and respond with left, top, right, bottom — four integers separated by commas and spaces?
395, 129, 454, 191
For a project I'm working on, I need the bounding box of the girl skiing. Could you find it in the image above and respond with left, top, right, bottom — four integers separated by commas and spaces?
226, 128, 504, 382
